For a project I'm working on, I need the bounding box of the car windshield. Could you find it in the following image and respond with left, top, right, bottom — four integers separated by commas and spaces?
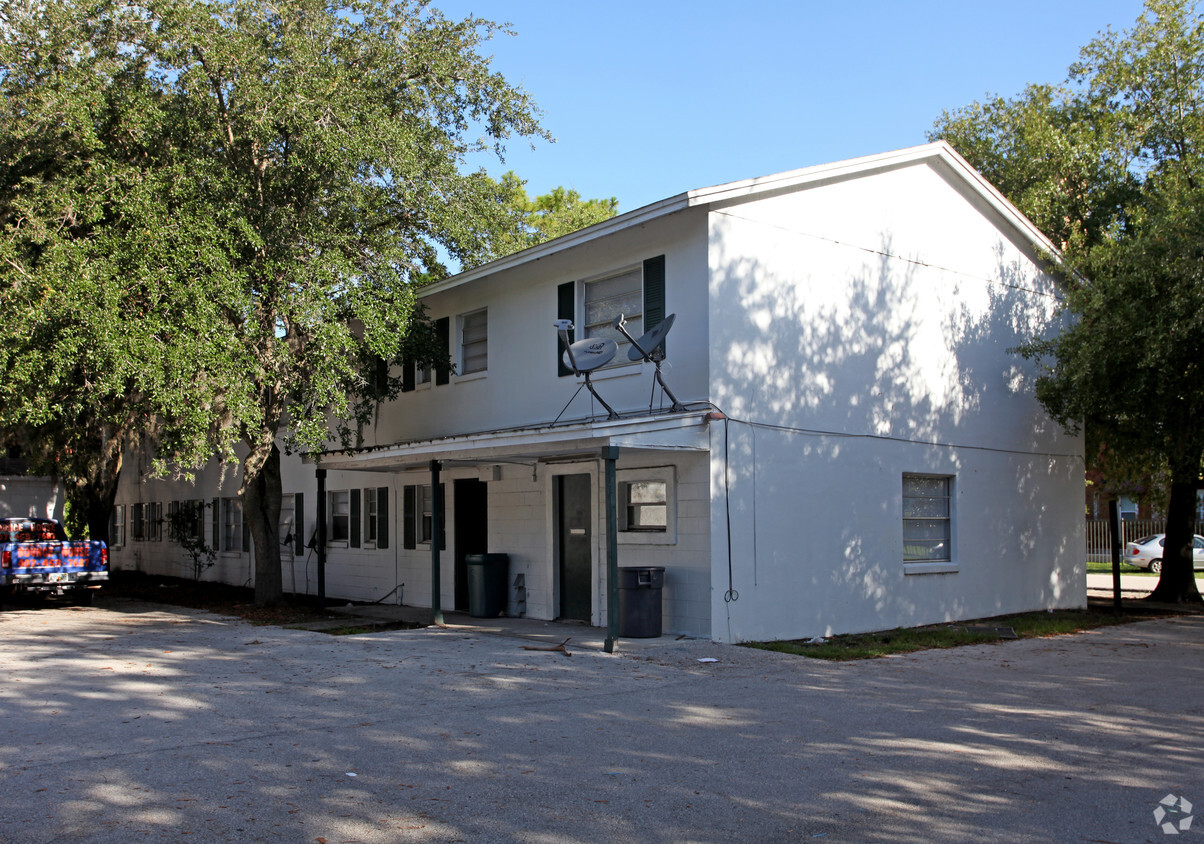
1135, 536, 1159, 545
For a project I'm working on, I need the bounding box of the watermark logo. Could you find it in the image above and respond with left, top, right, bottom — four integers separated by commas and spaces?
1154, 794, 1194, 835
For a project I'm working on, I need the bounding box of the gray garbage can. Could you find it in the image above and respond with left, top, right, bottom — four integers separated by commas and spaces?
618, 566, 665, 638
467, 553, 509, 618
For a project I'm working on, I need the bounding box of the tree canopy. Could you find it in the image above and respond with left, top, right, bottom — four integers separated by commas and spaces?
931, 0, 1204, 601
0, 0, 558, 602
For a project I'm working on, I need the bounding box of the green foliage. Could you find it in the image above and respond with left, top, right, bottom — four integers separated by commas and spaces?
931, 0, 1204, 601
463, 171, 618, 267
0, 0, 548, 602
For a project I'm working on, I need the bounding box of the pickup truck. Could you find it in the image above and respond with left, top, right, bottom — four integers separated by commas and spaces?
0, 518, 108, 606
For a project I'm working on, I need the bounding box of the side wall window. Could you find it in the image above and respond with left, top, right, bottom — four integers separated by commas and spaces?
902, 474, 953, 565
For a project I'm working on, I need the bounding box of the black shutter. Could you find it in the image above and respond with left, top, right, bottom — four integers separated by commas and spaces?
242, 512, 250, 552
403, 485, 416, 549
294, 492, 305, 556
435, 317, 450, 385
401, 357, 415, 393
212, 498, 220, 549
350, 489, 361, 548
377, 487, 389, 549
557, 281, 575, 376
643, 255, 666, 352
374, 355, 389, 394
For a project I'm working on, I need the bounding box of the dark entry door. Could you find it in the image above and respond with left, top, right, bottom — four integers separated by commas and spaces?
453, 478, 488, 612
556, 474, 592, 622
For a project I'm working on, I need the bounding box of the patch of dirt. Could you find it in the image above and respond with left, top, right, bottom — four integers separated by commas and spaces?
105, 571, 340, 626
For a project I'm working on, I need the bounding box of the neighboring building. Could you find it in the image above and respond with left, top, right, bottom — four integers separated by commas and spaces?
0, 459, 65, 522
111, 142, 1085, 643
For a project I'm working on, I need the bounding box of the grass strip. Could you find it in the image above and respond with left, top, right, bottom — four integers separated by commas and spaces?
744, 607, 1161, 661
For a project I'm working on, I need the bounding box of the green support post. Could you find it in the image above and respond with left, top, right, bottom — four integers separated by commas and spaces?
431, 459, 443, 625
603, 446, 619, 653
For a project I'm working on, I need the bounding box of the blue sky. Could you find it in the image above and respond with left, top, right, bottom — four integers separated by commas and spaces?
436, 0, 1150, 213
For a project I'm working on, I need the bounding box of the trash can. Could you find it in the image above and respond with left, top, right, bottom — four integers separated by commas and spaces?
618, 566, 665, 638
467, 553, 509, 618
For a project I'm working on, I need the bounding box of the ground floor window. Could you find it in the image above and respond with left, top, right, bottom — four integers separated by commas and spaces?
364, 487, 378, 545
402, 483, 444, 550
145, 502, 163, 542
617, 467, 676, 545
902, 474, 952, 564
329, 490, 350, 544
110, 505, 125, 548
222, 497, 243, 552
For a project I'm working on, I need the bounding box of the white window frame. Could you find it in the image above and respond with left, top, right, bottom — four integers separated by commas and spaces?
328, 490, 350, 545
279, 493, 296, 549
111, 505, 125, 548
617, 466, 677, 546
902, 473, 957, 575
145, 502, 163, 542
222, 497, 243, 553
414, 360, 431, 388
363, 487, 378, 547
173, 500, 205, 543
583, 265, 643, 369
418, 485, 434, 545
131, 502, 145, 542
457, 308, 488, 378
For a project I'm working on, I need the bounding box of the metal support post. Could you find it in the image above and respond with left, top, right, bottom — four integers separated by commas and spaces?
603, 446, 620, 653
431, 459, 443, 625
315, 468, 327, 608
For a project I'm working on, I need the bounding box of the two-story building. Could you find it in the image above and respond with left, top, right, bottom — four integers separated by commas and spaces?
111, 142, 1086, 643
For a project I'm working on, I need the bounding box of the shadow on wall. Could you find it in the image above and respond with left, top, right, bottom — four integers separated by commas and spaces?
707, 224, 1079, 635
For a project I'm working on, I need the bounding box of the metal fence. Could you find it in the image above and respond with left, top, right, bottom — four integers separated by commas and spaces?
1086, 518, 1203, 562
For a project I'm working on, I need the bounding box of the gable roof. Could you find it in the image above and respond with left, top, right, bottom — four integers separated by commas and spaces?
423, 141, 1061, 297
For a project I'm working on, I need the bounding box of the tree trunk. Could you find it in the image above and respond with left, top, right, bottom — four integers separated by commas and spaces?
1147, 468, 1203, 604
242, 441, 283, 606
71, 470, 121, 543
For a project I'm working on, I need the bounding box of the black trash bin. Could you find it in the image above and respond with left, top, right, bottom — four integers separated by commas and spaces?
618, 566, 665, 638
466, 553, 509, 618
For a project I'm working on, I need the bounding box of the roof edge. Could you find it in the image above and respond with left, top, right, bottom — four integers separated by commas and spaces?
422, 141, 1063, 298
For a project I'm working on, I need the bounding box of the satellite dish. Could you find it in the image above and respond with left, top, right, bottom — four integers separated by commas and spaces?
613, 313, 686, 413
553, 322, 621, 421
563, 338, 617, 372
625, 313, 676, 362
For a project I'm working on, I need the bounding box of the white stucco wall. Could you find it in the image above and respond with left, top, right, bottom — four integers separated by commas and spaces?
362, 211, 712, 447
705, 158, 1085, 642
0, 476, 65, 521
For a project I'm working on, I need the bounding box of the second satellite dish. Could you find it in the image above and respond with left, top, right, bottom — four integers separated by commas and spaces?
613, 313, 686, 413
625, 313, 676, 362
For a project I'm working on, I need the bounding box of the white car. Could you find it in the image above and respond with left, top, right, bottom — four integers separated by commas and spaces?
1123, 534, 1204, 573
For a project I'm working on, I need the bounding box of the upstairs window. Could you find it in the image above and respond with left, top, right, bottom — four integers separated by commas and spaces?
459, 309, 488, 375
585, 267, 642, 362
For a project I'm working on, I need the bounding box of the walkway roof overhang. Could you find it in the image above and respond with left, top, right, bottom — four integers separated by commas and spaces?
310, 411, 714, 474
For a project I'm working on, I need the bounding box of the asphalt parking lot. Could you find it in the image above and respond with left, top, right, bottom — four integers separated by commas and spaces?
1, 596, 1202, 843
